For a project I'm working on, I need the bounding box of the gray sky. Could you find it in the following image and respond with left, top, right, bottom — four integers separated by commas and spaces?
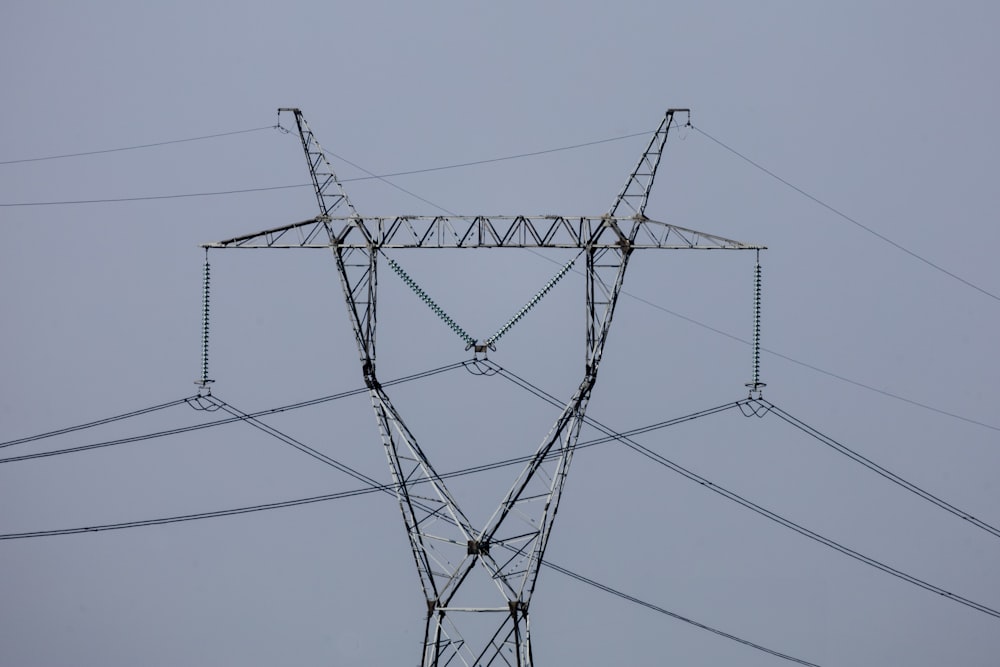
2, 2, 998, 665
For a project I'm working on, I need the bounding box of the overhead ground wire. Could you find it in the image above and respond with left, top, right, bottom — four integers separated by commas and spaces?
691, 124, 1000, 303
0, 128, 650, 208
0, 125, 278, 165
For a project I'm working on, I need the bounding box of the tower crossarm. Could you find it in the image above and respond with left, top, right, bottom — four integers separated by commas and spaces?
203, 215, 762, 250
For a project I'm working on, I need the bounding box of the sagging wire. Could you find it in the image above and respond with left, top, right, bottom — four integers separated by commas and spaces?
0, 393, 823, 664
0, 397, 196, 449
762, 399, 1000, 541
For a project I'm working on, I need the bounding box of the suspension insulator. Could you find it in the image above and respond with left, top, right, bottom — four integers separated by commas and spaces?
196, 250, 214, 390
745, 252, 765, 398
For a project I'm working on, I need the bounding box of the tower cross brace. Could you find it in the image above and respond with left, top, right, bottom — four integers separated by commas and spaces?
205, 108, 763, 667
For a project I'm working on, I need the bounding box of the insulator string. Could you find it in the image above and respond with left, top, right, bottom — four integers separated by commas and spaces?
753, 255, 761, 385
746, 250, 765, 397
484, 251, 581, 348
385, 255, 477, 349
197, 248, 213, 390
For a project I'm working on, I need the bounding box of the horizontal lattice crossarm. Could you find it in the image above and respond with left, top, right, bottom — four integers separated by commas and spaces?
203, 215, 764, 250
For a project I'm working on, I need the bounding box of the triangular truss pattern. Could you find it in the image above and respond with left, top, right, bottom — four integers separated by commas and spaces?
206, 108, 762, 667
207, 214, 755, 250
278, 108, 359, 220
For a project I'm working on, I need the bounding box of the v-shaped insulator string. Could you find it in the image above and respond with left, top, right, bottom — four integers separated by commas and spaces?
483, 250, 581, 349
385, 250, 582, 352
384, 254, 476, 349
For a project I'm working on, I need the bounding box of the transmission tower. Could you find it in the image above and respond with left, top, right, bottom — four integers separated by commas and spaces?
205, 108, 762, 667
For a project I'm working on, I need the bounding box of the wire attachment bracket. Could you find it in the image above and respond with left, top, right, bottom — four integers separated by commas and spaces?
745, 249, 766, 399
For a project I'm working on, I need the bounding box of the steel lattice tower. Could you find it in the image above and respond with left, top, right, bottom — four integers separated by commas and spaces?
205, 108, 761, 666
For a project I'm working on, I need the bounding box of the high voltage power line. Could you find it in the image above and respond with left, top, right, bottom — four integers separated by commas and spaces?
0, 362, 466, 455
3, 112, 997, 663
0, 388, 820, 666
488, 362, 1000, 620
306, 124, 1000, 435
3, 360, 998, 621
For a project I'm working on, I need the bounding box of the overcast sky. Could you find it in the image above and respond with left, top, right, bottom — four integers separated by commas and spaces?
2, 2, 998, 666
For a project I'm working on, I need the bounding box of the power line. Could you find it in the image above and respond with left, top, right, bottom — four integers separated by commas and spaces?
0, 396, 818, 665
6, 119, 997, 311
11, 382, 993, 624
7, 115, 995, 495
521, 250, 1000, 435
0, 396, 195, 449
0, 129, 651, 208
691, 124, 1000, 303
204, 394, 386, 488
336, 156, 458, 216
334, 139, 1000, 441
0, 486, 377, 538
620, 288, 1000, 433
0, 183, 310, 207
332, 129, 651, 182
0, 126, 278, 165
0, 365, 729, 467
0, 362, 466, 462
334, 139, 1000, 437
541, 559, 821, 667
764, 400, 1000, 540
0, 398, 745, 538
489, 361, 1000, 621
4, 114, 987, 660
330, 140, 1000, 436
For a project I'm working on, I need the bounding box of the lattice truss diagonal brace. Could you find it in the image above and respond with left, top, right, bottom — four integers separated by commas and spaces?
205, 108, 763, 667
